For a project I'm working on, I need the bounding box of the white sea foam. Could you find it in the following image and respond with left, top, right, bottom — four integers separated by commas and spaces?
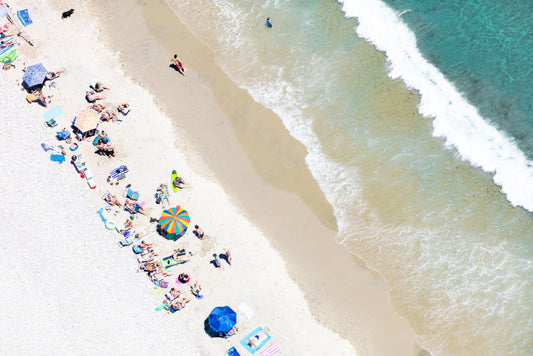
338, 0, 533, 212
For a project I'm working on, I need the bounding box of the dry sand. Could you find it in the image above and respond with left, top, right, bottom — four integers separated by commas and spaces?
1, 0, 420, 355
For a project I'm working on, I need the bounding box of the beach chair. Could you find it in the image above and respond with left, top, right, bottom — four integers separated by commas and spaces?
45, 118, 57, 127
56, 129, 71, 141
17, 9, 33, 26
126, 188, 139, 201
43, 106, 63, 128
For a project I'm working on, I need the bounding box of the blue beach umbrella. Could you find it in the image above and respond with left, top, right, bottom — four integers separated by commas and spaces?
22, 63, 48, 88
208, 306, 237, 333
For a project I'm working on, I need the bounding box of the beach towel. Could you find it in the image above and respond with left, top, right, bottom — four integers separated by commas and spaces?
50, 154, 65, 162
43, 105, 63, 121
0, 49, 18, 63
227, 347, 241, 356
240, 327, 271, 355
237, 302, 255, 319
17, 9, 33, 26
109, 165, 128, 179
259, 344, 279, 356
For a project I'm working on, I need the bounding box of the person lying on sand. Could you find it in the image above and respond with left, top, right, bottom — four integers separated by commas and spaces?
172, 249, 191, 263
138, 240, 153, 251
125, 199, 147, 215
0, 39, 14, 49
105, 193, 123, 207
118, 102, 130, 115
100, 109, 117, 122
90, 103, 106, 112
247, 328, 270, 348
150, 270, 171, 284
170, 297, 190, 311
46, 70, 63, 80
86, 90, 104, 103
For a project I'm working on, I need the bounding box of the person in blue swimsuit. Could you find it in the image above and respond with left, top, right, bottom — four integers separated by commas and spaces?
266, 17, 272, 28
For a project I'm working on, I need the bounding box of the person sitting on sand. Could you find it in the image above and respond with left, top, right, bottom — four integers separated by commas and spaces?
90, 103, 106, 112
45, 70, 63, 80
118, 102, 130, 115
35, 90, 48, 107
193, 225, 210, 240
223, 325, 239, 338
156, 184, 170, 205
170, 296, 190, 311
247, 328, 270, 348
170, 54, 185, 74
223, 248, 232, 266
101, 144, 115, 158
190, 280, 203, 299
172, 175, 187, 189
125, 199, 147, 215
86, 90, 105, 103
213, 253, 222, 268
93, 131, 110, 150
93, 81, 109, 92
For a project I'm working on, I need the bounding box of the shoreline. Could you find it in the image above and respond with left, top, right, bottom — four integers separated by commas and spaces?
92, 0, 421, 354
2, 0, 419, 355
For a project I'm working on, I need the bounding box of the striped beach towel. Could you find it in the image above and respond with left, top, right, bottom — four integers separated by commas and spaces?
260, 343, 279, 356
109, 165, 128, 179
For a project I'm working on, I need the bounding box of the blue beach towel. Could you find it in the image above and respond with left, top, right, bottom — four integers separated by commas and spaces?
227, 347, 241, 356
43, 105, 64, 121
110, 165, 128, 179
239, 327, 271, 354
17, 9, 33, 26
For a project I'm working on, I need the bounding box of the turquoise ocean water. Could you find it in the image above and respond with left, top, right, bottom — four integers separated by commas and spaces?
166, 0, 533, 354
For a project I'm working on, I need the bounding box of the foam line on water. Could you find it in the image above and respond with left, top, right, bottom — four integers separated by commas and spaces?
338, 0, 533, 212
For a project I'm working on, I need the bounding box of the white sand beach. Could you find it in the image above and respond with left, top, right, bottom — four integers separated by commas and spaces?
1, 1, 420, 355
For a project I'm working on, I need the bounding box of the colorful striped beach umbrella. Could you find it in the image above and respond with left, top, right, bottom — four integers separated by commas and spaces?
158, 205, 190, 240
22, 63, 48, 88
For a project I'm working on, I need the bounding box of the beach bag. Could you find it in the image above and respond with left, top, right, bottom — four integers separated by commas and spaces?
159, 280, 169, 288
92, 136, 100, 146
